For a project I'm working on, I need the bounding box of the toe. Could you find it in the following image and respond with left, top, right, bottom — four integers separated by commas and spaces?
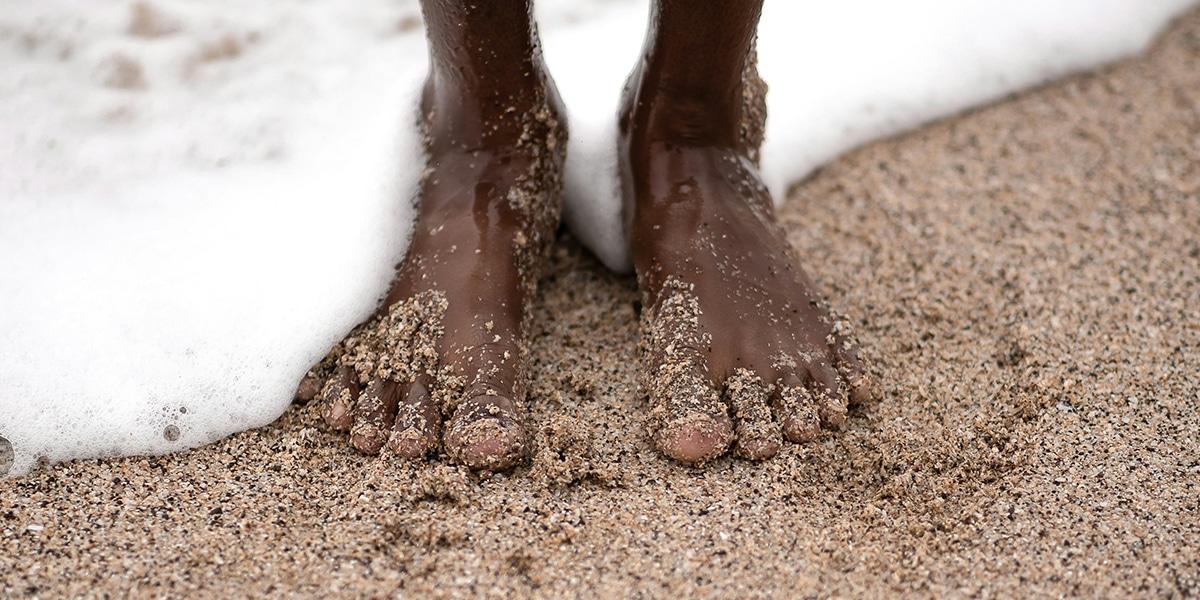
445, 391, 526, 471
389, 379, 440, 459
725, 369, 781, 461
295, 372, 322, 403
320, 366, 359, 430
817, 387, 849, 428
830, 330, 871, 405
350, 378, 400, 454
774, 375, 820, 443
806, 362, 849, 428
811, 381, 849, 429
840, 362, 872, 406
641, 282, 735, 464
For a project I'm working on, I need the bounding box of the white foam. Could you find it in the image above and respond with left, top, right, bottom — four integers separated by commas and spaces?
0, 0, 1193, 476
550, 0, 1197, 271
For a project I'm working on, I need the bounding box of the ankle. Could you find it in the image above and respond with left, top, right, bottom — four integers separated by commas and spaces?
423, 64, 564, 153
622, 69, 743, 150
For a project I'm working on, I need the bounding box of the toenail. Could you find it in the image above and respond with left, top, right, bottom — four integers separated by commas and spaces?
324, 400, 351, 426
847, 373, 872, 404
736, 437, 781, 461
351, 426, 386, 454
658, 414, 733, 464
449, 418, 524, 471
295, 376, 320, 403
389, 428, 432, 459
784, 420, 820, 444
819, 397, 848, 427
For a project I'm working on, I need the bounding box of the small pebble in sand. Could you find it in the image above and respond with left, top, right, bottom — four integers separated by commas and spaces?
0, 435, 12, 476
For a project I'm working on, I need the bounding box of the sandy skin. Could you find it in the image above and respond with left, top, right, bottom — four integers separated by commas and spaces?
298, 0, 869, 469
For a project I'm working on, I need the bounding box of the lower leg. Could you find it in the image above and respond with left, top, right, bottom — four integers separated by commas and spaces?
621, 0, 763, 151
421, 0, 559, 152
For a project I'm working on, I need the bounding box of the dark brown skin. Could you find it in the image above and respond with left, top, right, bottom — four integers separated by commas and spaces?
619, 0, 868, 463
309, 0, 566, 471
300, 0, 869, 469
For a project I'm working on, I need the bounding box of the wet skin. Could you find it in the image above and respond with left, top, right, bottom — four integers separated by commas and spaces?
303, 0, 566, 471
619, 0, 868, 463
299, 0, 869, 468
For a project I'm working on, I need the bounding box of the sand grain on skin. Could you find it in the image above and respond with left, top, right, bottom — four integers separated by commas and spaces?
640, 277, 732, 463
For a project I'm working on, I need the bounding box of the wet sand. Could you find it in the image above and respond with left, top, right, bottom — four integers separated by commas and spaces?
4, 10, 1200, 598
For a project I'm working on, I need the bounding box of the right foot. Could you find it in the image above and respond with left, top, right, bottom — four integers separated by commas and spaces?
619, 50, 870, 465
300, 59, 566, 472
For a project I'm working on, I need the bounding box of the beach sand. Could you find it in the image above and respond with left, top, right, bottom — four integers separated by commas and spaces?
4, 9, 1199, 598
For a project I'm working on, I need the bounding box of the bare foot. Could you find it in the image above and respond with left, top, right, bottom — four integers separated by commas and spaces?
298, 2, 566, 471
620, 53, 870, 465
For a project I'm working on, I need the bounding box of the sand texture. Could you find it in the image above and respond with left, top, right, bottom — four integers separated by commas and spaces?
5, 10, 1200, 599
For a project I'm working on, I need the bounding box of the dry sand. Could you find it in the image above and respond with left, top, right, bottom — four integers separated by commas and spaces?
4, 9, 1200, 599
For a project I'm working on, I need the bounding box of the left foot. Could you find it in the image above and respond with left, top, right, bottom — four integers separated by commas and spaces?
300, 90, 565, 470
295, 0, 567, 470
620, 60, 870, 465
